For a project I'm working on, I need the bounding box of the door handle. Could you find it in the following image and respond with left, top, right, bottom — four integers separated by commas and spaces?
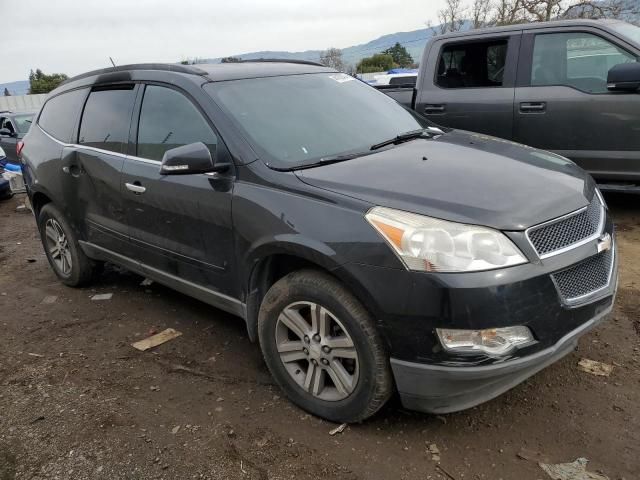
125, 182, 146, 194
424, 104, 446, 114
520, 102, 546, 113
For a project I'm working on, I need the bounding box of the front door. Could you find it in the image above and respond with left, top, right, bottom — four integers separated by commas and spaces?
514, 28, 640, 182
415, 33, 521, 140
121, 84, 236, 298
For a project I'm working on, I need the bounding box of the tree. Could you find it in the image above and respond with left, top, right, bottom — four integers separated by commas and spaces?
3, 88, 10, 97
357, 53, 395, 73
221, 56, 242, 63
470, 0, 493, 28
29, 69, 68, 94
439, 0, 467, 33
382, 43, 414, 67
319, 48, 345, 71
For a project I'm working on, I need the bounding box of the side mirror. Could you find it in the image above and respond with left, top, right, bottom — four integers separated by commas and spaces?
607, 62, 640, 92
0, 128, 15, 137
159, 142, 229, 175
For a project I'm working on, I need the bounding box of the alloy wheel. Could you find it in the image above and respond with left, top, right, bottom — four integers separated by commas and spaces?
275, 301, 359, 401
44, 218, 72, 275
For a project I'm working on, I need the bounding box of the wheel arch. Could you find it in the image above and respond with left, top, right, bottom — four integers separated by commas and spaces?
243, 239, 380, 343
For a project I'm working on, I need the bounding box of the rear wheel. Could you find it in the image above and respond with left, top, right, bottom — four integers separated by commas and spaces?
258, 269, 392, 422
38, 204, 94, 287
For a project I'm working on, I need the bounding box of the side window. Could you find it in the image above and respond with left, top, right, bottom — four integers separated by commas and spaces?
38, 89, 87, 143
531, 32, 637, 93
137, 85, 217, 161
78, 87, 136, 153
437, 39, 509, 89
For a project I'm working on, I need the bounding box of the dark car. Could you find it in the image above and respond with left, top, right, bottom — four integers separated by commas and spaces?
376, 19, 640, 191
20, 62, 617, 422
0, 111, 34, 163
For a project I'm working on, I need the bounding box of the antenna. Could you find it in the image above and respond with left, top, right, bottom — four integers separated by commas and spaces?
109, 57, 117, 67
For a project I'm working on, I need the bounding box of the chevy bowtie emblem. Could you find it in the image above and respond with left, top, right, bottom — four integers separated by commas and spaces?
597, 233, 612, 253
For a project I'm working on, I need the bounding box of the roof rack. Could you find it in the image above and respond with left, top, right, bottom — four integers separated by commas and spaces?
237, 58, 325, 67
60, 63, 209, 87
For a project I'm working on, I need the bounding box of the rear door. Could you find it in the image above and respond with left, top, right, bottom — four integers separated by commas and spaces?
71, 84, 138, 253
514, 27, 640, 181
121, 83, 236, 298
415, 32, 521, 139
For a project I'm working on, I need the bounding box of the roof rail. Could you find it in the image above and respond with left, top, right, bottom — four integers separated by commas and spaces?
237, 58, 325, 67
60, 63, 209, 87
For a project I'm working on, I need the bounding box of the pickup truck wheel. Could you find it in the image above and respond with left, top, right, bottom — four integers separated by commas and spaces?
38, 204, 94, 287
258, 269, 392, 423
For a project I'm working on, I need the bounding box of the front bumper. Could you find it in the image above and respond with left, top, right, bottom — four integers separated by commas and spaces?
390, 302, 612, 413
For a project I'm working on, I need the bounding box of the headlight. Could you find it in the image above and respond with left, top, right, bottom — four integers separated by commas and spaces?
437, 326, 534, 356
365, 207, 527, 272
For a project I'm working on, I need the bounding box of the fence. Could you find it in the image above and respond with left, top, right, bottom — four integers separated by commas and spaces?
0, 94, 46, 112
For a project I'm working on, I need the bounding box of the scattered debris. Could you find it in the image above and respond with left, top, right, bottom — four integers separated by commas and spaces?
517, 447, 550, 464
30, 415, 45, 424
539, 457, 609, 480
171, 426, 180, 435
26, 258, 36, 263
41, 295, 58, 304
91, 293, 113, 301
15, 204, 29, 213
27, 353, 44, 358
140, 278, 153, 286
428, 443, 441, 462
436, 415, 447, 424
578, 358, 614, 377
436, 463, 457, 480
329, 423, 347, 436
150, 386, 160, 392
132, 328, 182, 351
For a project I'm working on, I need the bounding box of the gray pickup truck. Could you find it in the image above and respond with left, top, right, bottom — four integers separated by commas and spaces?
377, 19, 640, 190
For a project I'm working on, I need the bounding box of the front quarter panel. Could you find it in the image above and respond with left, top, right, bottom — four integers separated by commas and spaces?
232, 161, 404, 302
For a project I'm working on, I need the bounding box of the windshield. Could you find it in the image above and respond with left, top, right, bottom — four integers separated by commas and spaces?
13, 114, 34, 134
205, 73, 433, 169
611, 22, 640, 46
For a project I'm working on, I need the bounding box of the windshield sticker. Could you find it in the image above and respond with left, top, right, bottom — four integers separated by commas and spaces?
329, 73, 355, 83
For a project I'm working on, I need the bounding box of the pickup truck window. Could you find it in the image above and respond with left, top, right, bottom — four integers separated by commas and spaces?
531, 32, 637, 93
205, 73, 432, 169
436, 40, 508, 89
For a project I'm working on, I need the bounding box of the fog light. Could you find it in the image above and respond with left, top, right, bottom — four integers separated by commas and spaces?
436, 326, 534, 356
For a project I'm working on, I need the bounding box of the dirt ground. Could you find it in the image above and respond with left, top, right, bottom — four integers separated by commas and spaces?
0, 193, 638, 480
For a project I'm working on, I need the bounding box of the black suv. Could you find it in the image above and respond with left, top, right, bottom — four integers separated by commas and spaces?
21, 62, 617, 422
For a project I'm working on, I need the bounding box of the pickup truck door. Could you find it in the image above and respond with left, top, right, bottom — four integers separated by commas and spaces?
415, 32, 521, 140
513, 26, 640, 182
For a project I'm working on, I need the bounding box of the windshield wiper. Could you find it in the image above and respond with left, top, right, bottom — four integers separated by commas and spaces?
370, 128, 433, 151
287, 151, 372, 171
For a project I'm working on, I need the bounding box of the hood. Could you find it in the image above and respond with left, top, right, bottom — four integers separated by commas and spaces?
295, 130, 595, 231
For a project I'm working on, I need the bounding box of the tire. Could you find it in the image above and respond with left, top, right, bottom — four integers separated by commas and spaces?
258, 269, 393, 423
38, 203, 94, 287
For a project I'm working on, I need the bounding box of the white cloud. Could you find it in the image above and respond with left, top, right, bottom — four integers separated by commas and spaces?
2, 0, 445, 82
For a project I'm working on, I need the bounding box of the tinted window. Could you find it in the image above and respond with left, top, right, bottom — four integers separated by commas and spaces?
437, 40, 509, 88
531, 32, 637, 93
38, 89, 87, 142
205, 73, 433, 168
137, 85, 217, 161
78, 87, 136, 153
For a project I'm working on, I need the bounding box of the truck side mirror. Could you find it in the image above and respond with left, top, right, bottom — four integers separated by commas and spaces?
607, 62, 640, 92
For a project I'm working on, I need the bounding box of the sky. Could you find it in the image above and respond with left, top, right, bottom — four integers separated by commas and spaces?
2, 0, 447, 83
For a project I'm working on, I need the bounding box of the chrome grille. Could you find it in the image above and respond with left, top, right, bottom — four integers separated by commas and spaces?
527, 194, 603, 258
552, 248, 614, 304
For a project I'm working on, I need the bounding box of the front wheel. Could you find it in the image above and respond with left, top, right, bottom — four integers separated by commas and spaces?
258, 270, 393, 423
